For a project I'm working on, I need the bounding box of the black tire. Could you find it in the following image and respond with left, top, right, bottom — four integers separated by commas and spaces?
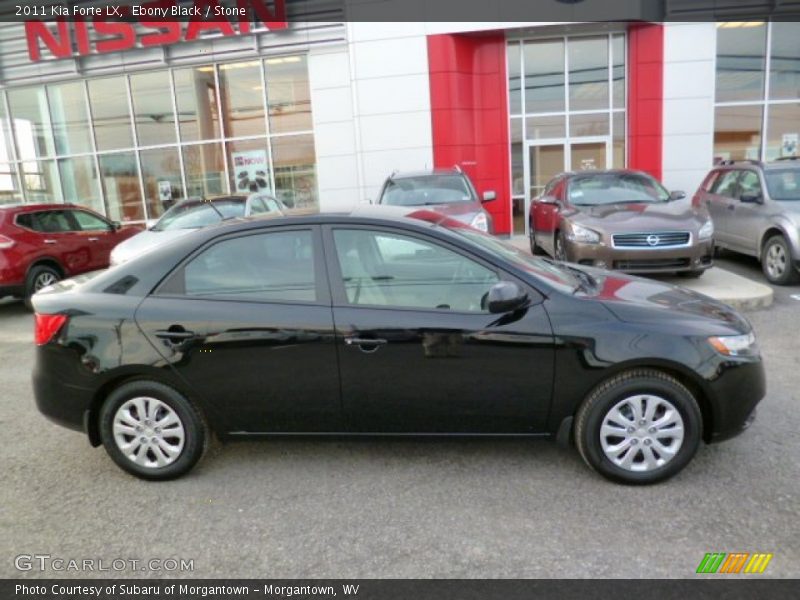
679, 269, 705, 279
24, 264, 61, 309
574, 369, 702, 485
761, 234, 799, 286
99, 380, 209, 480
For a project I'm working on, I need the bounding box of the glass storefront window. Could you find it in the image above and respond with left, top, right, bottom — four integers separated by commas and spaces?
569, 36, 609, 112
0, 95, 13, 164
226, 138, 271, 195
714, 105, 763, 162
765, 103, 800, 160
570, 112, 609, 137
48, 82, 93, 156
174, 66, 221, 143
131, 71, 177, 147
0, 163, 22, 204
612, 112, 625, 168
511, 142, 523, 197
21, 160, 61, 203
59, 157, 102, 213
8, 87, 55, 160
612, 34, 626, 109
769, 23, 800, 100
507, 44, 522, 116
183, 143, 226, 198
715, 22, 767, 103
140, 147, 184, 218
219, 61, 266, 138
98, 153, 143, 222
265, 55, 312, 133
271, 134, 317, 210
89, 77, 134, 151
525, 114, 566, 140
524, 40, 565, 114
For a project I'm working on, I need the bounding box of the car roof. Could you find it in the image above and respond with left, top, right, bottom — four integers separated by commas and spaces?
564, 169, 655, 179
389, 169, 463, 180
0, 203, 79, 212
714, 159, 800, 171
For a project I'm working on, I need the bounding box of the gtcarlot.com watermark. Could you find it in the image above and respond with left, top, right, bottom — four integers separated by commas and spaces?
14, 554, 194, 573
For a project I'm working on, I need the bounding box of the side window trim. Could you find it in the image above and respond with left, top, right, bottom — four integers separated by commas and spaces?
321, 223, 530, 315
152, 225, 331, 306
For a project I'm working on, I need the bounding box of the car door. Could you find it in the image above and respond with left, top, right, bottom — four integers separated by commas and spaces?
323, 225, 555, 434
531, 178, 564, 255
705, 169, 741, 246
67, 209, 117, 270
728, 170, 766, 255
134, 225, 342, 433
27, 209, 90, 275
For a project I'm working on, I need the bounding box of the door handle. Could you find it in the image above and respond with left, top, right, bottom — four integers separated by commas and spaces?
155, 328, 196, 345
88, 237, 99, 242
345, 337, 388, 353
43, 239, 57, 244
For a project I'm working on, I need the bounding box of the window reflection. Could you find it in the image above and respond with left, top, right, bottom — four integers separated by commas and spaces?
59, 157, 102, 213
140, 147, 184, 218
98, 153, 143, 222
21, 160, 61, 204
89, 77, 134, 151
0, 163, 22, 204
219, 61, 267, 138
769, 23, 800, 100
48, 82, 93, 155
765, 103, 800, 160
174, 66, 221, 142
271, 134, 316, 209
524, 40, 565, 114
714, 105, 763, 162
8, 87, 55, 160
131, 71, 176, 147
508, 44, 522, 115
183, 143, 226, 198
612, 34, 626, 109
266, 55, 312, 133
715, 22, 767, 103
569, 36, 609, 111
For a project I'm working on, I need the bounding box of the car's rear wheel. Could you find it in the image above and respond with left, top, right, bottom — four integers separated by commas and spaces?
24, 264, 61, 309
762, 234, 799, 285
99, 380, 208, 480
575, 369, 702, 485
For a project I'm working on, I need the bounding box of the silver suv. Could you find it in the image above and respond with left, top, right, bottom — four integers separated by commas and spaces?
695, 158, 800, 285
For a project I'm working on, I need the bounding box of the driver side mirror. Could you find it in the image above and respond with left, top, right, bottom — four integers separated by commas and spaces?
486, 281, 528, 314
112, 221, 122, 231
740, 191, 763, 204
669, 190, 686, 200
482, 190, 497, 203
537, 195, 560, 206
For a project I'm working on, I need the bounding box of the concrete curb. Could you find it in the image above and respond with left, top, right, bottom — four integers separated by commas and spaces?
507, 236, 774, 311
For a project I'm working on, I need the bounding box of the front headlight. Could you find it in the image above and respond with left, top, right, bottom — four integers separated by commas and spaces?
567, 223, 601, 244
708, 332, 758, 357
470, 213, 489, 232
698, 219, 714, 240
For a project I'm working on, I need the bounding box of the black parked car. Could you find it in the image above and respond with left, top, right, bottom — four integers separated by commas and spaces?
31, 207, 765, 484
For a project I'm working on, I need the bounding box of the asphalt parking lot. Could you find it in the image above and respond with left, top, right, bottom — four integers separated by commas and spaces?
1, 252, 798, 579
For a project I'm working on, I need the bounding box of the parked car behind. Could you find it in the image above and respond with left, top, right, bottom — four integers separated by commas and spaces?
0, 203, 139, 306
530, 170, 714, 277
376, 169, 496, 233
695, 158, 800, 285
32, 206, 764, 484
110, 193, 286, 266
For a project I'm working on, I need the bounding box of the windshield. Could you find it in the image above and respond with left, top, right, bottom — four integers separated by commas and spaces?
568, 172, 670, 206
765, 168, 800, 201
435, 219, 580, 293
152, 199, 246, 231
381, 175, 475, 206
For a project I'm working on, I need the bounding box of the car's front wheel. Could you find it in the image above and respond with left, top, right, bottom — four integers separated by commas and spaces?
99, 380, 208, 480
762, 234, 799, 285
575, 369, 702, 485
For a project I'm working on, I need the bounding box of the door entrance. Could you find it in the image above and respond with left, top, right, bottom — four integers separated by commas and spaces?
516, 137, 610, 236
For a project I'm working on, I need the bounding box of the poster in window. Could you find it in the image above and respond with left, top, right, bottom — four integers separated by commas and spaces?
232, 150, 270, 192
782, 133, 798, 158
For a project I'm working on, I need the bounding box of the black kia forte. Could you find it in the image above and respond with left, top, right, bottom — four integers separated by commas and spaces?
31, 207, 765, 484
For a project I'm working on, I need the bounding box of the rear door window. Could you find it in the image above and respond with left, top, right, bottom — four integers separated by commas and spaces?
711, 170, 741, 198
70, 210, 112, 231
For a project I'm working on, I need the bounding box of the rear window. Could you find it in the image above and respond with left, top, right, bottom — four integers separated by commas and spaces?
152, 199, 246, 231
380, 175, 475, 206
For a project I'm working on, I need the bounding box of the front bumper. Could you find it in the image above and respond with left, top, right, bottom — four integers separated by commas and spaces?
566, 238, 714, 273
705, 357, 766, 443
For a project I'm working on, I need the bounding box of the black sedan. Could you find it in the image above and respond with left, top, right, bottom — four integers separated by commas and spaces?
31, 207, 765, 484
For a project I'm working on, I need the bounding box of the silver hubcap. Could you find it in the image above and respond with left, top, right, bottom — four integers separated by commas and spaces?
765, 242, 787, 279
600, 394, 684, 473
34, 272, 57, 291
112, 397, 185, 468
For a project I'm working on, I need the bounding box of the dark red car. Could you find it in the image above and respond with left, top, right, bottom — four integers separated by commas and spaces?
0, 204, 140, 305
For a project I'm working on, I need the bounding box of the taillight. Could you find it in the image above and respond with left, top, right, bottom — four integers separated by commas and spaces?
34, 314, 68, 346
0, 234, 14, 250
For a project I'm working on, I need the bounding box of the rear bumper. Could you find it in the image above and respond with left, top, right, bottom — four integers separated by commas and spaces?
705, 357, 766, 443
32, 345, 94, 434
566, 238, 714, 273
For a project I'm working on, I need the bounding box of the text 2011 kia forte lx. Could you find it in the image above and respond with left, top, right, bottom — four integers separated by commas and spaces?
31, 207, 765, 484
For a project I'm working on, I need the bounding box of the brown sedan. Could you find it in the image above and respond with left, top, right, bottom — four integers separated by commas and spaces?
529, 170, 715, 277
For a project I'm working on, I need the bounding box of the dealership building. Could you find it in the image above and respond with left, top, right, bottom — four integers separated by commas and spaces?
0, 8, 798, 235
